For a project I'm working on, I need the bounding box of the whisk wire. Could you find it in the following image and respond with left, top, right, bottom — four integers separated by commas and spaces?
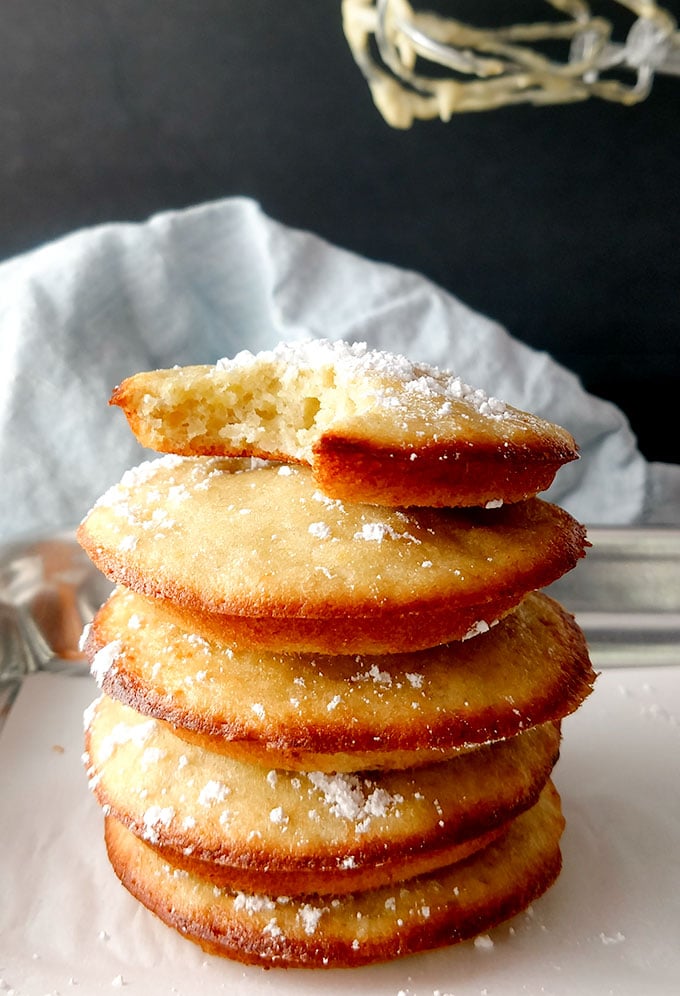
342, 0, 680, 126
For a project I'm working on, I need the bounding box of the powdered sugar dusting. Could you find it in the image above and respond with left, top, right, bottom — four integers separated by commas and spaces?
233, 893, 277, 914
90, 455, 187, 516
90, 640, 123, 686
353, 522, 421, 544
269, 806, 289, 827
298, 903, 325, 935
117, 454, 186, 490
307, 771, 404, 833
351, 662, 393, 687
309, 521, 332, 540
141, 804, 175, 844
197, 780, 231, 807
98, 717, 158, 763
215, 340, 508, 419
78, 622, 92, 652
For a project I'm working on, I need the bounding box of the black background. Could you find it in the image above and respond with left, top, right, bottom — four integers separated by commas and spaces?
1, 1, 678, 461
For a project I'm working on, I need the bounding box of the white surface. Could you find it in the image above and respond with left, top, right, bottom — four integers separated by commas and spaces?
2, 197, 680, 542
0, 667, 678, 996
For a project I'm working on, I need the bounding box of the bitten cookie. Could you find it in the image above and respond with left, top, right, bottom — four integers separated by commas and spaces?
110, 340, 578, 508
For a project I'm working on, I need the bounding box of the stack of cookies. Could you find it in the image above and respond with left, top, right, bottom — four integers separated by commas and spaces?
78, 340, 595, 969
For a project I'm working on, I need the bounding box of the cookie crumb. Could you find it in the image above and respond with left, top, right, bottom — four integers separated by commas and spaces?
474, 933, 494, 950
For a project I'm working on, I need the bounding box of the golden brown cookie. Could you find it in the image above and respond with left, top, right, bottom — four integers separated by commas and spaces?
84, 588, 594, 771
84, 692, 561, 895
110, 341, 578, 509
103, 781, 565, 968
76, 457, 587, 654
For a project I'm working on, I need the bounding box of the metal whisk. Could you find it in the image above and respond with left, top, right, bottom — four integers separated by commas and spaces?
342, 0, 680, 126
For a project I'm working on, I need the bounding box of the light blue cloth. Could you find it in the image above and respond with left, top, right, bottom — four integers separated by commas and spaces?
1, 196, 678, 541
